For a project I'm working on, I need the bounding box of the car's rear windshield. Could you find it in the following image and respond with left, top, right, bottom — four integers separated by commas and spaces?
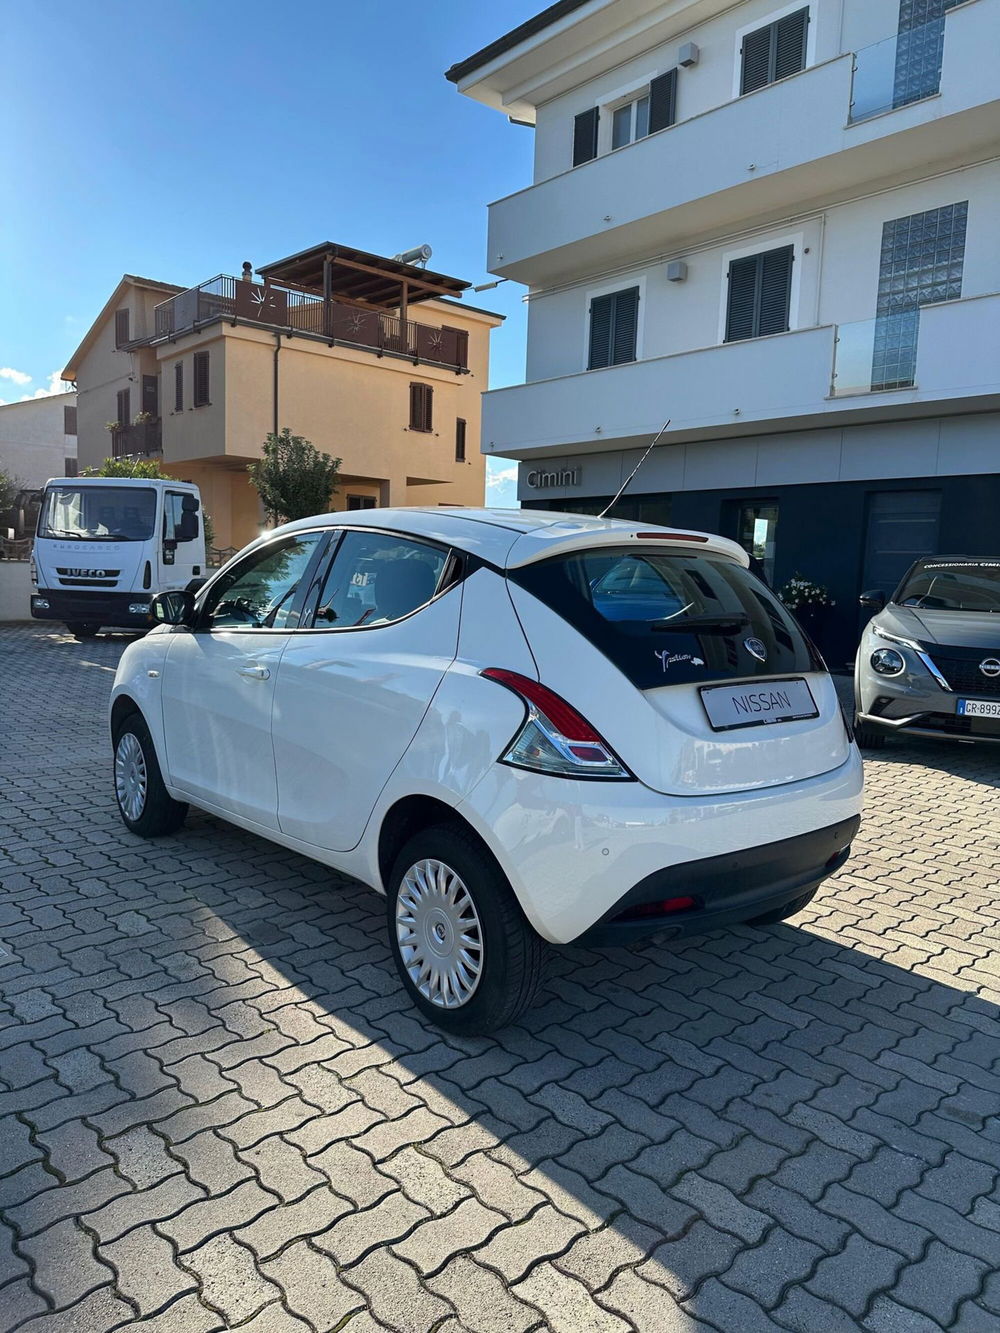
895, 559, 1000, 613
510, 547, 820, 690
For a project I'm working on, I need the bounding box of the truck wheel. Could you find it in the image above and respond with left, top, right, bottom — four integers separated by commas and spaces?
112, 711, 188, 837
66, 623, 99, 640
387, 824, 547, 1035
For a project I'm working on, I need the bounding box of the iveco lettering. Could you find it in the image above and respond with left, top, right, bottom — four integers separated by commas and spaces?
855, 556, 1000, 746
110, 508, 863, 1033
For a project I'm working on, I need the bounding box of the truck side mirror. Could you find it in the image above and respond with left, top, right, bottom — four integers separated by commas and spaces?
859, 588, 886, 611
178, 511, 199, 542
150, 589, 195, 626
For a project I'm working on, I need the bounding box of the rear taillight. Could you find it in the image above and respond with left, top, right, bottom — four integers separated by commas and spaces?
481, 668, 633, 780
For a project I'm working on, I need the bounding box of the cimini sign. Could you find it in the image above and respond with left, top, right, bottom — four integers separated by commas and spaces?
525, 467, 581, 489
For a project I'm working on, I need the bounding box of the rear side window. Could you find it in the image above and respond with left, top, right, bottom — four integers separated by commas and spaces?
311, 531, 447, 628
510, 547, 819, 689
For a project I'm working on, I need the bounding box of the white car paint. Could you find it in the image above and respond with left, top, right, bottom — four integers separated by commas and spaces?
111, 506, 864, 946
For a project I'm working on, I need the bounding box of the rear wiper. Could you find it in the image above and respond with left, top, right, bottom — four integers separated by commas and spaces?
651, 614, 750, 633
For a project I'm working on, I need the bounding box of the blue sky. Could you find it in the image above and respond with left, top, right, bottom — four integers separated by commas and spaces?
0, 0, 540, 504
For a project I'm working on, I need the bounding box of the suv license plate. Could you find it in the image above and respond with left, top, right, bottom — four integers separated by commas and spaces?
700, 678, 818, 732
957, 699, 1000, 719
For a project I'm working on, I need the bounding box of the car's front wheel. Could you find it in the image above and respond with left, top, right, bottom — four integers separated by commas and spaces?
113, 711, 188, 838
386, 824, 547, 1035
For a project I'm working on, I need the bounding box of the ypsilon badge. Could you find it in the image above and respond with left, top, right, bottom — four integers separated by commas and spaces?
744, 637, 767, 663
655, 650, 705, 671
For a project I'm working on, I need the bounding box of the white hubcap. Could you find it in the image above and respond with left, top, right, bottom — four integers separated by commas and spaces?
115, 732, 147, 823
395, 859, 484, 1009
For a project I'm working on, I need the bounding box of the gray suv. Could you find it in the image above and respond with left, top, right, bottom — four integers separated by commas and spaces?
854, 556, 1000, 748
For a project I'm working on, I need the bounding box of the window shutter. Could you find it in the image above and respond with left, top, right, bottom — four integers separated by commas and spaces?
758, 246, 793, 335
573, 107, 600, 166
114, 309, 130, 348
63, 405, 77, 435
193, 351, 210, 407
648, 69, 678, 133
423, 385, 433, 433
410, 383, 432, 432
740, 24, 773, 94
774, 8, 808, 81
588, 294, 614, 369
725, 256, 760, 341
612, 288, 640, 364
455, 418, 467, 462
174, 361, 184, 412
116, 387, 130, 426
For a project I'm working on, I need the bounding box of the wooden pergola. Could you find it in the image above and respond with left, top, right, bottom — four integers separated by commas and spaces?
256, 243, 470, 328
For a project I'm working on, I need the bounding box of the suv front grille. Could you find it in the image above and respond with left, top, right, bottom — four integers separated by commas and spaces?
928, 653, 1000, 698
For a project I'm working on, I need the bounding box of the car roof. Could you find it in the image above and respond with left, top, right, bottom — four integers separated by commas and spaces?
275, 507, 748, 569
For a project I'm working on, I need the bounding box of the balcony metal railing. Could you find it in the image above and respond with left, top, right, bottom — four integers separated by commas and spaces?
154, 276, 469, 371
832, 313, 920, 396
849, 15, 949, 123
110, 419, 163, 458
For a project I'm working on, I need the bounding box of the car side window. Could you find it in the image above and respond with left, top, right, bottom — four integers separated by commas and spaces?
310, 530, 447, 628
201, 532, 326, 630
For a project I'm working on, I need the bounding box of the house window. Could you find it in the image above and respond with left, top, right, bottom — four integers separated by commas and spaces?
612, 95, 650, 149
871, 201, 967, 390
142, 374, 159, 418
174, 361, 184, 412
64, 457, 78, 478
346, 495, 377, 510
409, 382, 433, 433
193, 351, 210, 407
63, 405, 77, 435
114, 309, 130, 348
116, 387, 130, 429
455, 418, 467, 463
725, 245, 794, 342
737, 502, 779, 584
588, 287, 640, 369
740, 8, 809, 95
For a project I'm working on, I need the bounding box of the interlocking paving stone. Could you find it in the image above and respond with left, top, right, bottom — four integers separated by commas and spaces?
4, 627, 1000, 1331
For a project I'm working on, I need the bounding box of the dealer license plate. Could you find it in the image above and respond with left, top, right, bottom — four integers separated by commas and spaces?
700, 678, 819, 732
957, 699, 1000, 719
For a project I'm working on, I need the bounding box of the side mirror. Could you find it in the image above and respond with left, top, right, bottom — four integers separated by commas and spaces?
150, 589, 195, 626
177, 511, 199, 542
859, 588, 886, 611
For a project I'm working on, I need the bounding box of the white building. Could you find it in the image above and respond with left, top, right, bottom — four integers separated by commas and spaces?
448, 0, 1000, 663
0, 392, 78, 489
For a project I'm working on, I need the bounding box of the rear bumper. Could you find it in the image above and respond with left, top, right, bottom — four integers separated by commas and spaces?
575, 816, 859, 945
31, 590, 151, 628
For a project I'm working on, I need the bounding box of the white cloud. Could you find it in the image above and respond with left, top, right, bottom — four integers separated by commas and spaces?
485, 462, 518, 509
0, 367, 31, 386
20, 371, 68, 400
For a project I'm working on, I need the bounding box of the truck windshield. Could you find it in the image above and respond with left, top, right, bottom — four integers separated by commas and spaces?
896, 559, 1000, 613
37, 486, 157, 542
510, 547, 820, 689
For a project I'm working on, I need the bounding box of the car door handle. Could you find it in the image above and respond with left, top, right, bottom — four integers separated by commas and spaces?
237, 665, 270, 681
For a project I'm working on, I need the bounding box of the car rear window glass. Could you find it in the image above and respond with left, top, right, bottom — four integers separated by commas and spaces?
896, 559, 1000, 613
510, 547, 820, 690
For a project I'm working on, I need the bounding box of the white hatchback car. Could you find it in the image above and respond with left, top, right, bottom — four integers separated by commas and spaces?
110, 508, 863, 1033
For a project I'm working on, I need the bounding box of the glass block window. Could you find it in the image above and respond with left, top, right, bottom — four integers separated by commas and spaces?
871, 201, 967, 391
892, 0, 961, 110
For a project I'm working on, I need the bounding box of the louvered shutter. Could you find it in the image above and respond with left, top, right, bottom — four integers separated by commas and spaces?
648, 69, 678, 133
174, 361, 183, 412
758, 246, 793, 335
116, 387, 130, 427
63, 405, 77, 434
423, 385, 433, 432
725, 257, 759, 341
774, 9, 808, 81
573, 107, 600, 166
455, 418, 467, 462
193, 351, 210, 407
114, 309, 130, 348
612, 288, 640, 364
588, 295, 614, 368
740, 24, 773, 94
410, 383, 432, 432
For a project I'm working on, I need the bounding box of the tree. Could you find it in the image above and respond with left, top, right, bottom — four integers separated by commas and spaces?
247, 428, 341, 524
0, 460, 20, 514
82, 457, 167, 479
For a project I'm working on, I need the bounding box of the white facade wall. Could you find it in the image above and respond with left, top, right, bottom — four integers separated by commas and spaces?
0, 393, 78, 490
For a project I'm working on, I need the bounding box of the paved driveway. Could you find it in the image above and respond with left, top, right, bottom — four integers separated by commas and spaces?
1, 624, 999, 1333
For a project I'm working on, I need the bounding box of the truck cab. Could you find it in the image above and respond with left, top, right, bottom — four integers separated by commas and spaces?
31, 476, 205, 639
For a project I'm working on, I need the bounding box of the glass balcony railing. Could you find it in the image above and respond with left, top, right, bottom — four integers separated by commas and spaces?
832, 312, 920, 396
849, 16, 947, 123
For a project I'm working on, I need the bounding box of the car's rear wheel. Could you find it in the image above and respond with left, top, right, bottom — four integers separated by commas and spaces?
66, 622, 99, 640
747, 886, 819, 925
386, 824, 547, 1035
113, 711, 188, 838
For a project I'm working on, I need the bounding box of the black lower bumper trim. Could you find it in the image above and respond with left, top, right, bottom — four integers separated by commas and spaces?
574, 815, 861, 946
31, 590, 150, 629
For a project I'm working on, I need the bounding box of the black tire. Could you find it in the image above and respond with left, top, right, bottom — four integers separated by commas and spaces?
386, 823, 547, 1035
66, 622, 99, 640
747, 886, 819, 926
854, 715, 887, 749
112, 710, 188, 838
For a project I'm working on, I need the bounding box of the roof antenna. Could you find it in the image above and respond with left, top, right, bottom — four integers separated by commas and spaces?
598, 418, 671, 519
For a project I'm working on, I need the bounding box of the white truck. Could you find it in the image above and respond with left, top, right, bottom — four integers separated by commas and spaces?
31, 476, 207, 639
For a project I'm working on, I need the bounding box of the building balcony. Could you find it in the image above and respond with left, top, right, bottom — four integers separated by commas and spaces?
487, 0, 1000, 285
110, 419, 162, 459
483, 291, 1000, 462
152, 275, 470, 372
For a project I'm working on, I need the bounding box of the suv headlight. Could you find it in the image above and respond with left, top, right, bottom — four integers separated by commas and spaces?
871, 647, 905, 675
